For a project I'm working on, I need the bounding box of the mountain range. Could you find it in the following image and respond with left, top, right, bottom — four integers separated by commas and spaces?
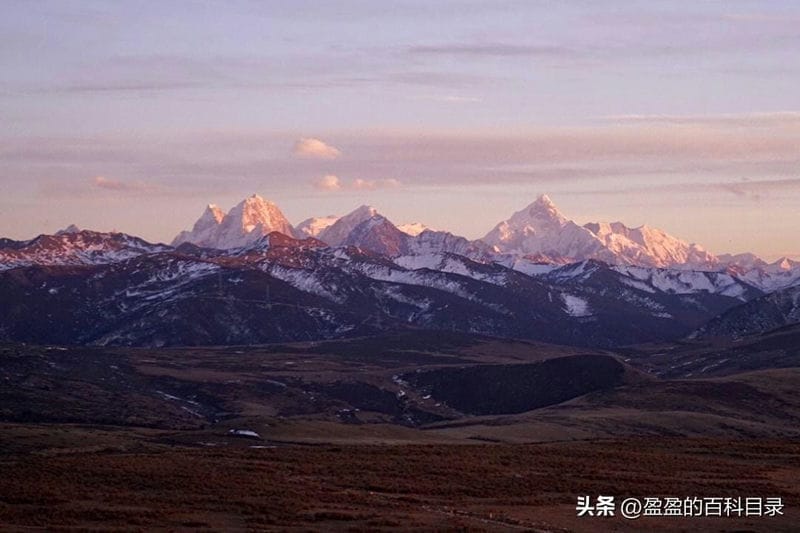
170, 193, 799, 290
1, 193, 798, 348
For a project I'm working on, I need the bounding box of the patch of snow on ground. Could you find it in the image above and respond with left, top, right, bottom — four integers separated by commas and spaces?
561, 293, 591, 317
510, 260, 560, 277
267, 266, 344, 303
619, 277, 657, 293
228, 429, 261, 439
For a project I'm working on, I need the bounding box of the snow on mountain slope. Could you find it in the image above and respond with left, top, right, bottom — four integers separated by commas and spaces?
172, 204, 225, 248
504, 257, 561, 277
732, 258, 800, 292
340, 256, 503, 309
611, 265, 758, 300
482, 194, 721, 269
406, 230, 495, 261
693, 284, 800, 339
536, 260, 603, 283
397, 222, 430, 236
337, 216, 495, 261
341, 215, 411, 256
394, 252, 509, 286
266, 264, 346, 304
0, 232, 758, 348
172, 194, 297, 249
0, 230, 171, 271
296, 215, 339, 237
768, 257, 800, 272
317, 205, 378, 246
524, 260, 761, 301
583, 221, 717, 269
102, 255, 222, 309
0, 190, 791, 352
482, 195, 606, 262
561, 294, 591, 317
248, 244, 504, 315
717, 252, 768, 272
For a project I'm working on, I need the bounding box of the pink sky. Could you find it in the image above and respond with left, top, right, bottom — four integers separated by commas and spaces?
1, 1, 799, 260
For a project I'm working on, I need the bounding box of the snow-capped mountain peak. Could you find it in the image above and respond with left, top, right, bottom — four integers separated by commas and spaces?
717, 252, 767, 272
583, 221, 717, 269
527, 194, 565, 221
483, 195, 601, 261
494, 195, 570, 237
296, 215, 339, 237
0, 229, 170, 270
226, 194, 290, 234
172, 194, 296, 249
772, 257, 799, 272
341, 214, 410, 256
350, 205, 378, 219
732, 257, 800, 292
317, 205, 379, 246
203, 204, 225, 224
504, 194, 569, 230
397, 222, 430, 236
484, 195, 721, 269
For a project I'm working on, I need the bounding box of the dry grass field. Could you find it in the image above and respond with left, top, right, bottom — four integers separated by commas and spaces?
1, 434, 799, 532
3, 333, 800, 531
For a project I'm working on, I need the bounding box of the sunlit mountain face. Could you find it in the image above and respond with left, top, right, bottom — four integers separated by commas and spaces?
2, 193, 797, 349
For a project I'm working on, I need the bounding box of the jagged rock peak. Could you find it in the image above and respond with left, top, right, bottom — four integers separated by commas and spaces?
56, 224, 81, 235
172, 194, 297, 249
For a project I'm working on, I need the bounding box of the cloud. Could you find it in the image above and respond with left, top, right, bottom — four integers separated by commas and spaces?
352, 178, 401, 190
383, 71, 491, 88
723, 13, 800, 24
713, 178, 800, 201
408, 43, 576, 58
60, 81, 202, 93
310, 175, 401, 192
292, 137, 342, 159
413, 94, 483, 104
311, 174, 342, 191
91, 176, 157, 193
600, 111, 800, 127
6, 121, 797, 203
569, 178, 800, 201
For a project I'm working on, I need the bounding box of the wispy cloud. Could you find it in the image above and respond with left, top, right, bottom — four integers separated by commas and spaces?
600, 111, 800, 127
4, 120, 798, 201
408, 42, 576, 58
715, 178, 800, 200
570, 178, 800, 201
723, 12, 800, 24
310, 175, 401, 192
60, 81, 203, 93
311, 174, 341, 191
413, 94, 482, 104
352, 178, 401, 190
91, 176, 158, 193
383, 71, 490, 88
292, 137, 341, 159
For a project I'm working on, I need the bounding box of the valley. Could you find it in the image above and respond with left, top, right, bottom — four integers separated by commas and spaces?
2, 331, 800, 531
3, 331, 800, 444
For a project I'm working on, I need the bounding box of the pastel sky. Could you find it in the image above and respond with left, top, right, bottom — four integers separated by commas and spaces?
1, 0, 799, 260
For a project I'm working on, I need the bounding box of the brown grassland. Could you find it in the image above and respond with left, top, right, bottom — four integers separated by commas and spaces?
3, 332, 800, 531
1, 432, 799, 532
